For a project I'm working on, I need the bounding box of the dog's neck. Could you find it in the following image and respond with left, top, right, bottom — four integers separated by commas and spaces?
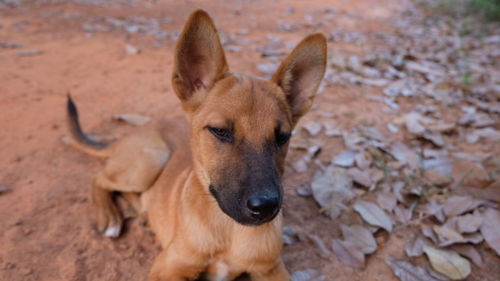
182, 167, 234, 229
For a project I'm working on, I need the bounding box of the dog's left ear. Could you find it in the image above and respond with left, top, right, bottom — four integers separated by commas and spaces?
272, 33, 327, 124
172, 9, 229, 111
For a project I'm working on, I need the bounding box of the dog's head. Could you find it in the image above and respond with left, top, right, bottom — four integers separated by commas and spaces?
172, 10, 327, 226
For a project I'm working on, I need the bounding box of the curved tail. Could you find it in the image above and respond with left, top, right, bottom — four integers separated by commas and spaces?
66, 94, 112, 158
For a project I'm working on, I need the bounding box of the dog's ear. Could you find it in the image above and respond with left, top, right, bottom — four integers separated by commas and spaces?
272, 33, 327, 124
172, 9, 229, 111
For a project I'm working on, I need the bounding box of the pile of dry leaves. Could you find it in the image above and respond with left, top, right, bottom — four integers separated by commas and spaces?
280, 2, 499, 281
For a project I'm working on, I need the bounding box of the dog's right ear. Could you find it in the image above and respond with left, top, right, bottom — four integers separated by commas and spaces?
272, 33, 327, 124
172, 9, 229, 112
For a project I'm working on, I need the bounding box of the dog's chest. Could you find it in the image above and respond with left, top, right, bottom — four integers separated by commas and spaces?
203, 249, 253, 280
205, 261, 232, 281
204, 225, 283, 280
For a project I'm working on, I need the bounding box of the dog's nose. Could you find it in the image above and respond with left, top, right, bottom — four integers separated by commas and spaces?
246, 196, 279, 219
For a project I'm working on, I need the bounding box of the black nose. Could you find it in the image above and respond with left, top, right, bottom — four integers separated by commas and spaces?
246, 196, 279, 219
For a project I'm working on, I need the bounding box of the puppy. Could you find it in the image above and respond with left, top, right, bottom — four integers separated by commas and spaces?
67, 9, 327, 281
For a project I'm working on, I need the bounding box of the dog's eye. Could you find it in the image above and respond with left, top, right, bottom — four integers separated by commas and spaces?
207, 126, 233, 143
276, 131, 291, 147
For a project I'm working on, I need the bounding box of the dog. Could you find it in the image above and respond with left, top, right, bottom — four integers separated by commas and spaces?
66, 9, 327, 281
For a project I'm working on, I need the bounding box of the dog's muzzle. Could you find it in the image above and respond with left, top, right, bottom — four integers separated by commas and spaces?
209, 184, 282, 226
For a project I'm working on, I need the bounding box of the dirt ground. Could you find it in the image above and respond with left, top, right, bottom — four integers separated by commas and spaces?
0, 0, 499, 281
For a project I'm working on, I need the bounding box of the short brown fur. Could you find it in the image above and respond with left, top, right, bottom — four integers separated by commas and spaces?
67, 9, 327, 281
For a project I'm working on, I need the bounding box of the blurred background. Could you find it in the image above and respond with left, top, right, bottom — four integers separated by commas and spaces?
0, 0, 499, 280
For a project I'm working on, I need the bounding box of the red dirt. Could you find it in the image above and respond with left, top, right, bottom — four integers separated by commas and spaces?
0, 1, 498, 281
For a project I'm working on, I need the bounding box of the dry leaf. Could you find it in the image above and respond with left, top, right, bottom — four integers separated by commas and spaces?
452, 160, 492, 188
463, 232, 483, 244
354, 200, 393, 232
308, 145, 321, 158
423, 149, 448, 159
453, 185, 500, 205
370, 168, 385, 185
450, 245, 483, 267
422, 225, 439, 244
422, 133, 445, 147
358, 125, 386, 141
423, 245, 471, 280
456, 211, 482, 234
387, 123, 399, 134
303, 121, 322, 136
113, 113, 150, 126
386, 258, 440, 281
377, 192, 397, 212
424, 170, 451, 187
311, 166, 354, 219
291, 269, 326, 281
409, 186, 424, 197
443, 216, 458, 231
355, 152, 370, 169
422, 157, 453, 177
426, 199, 446, 223
394, 205, 413, 224
348, 168, 372, 188
333, 151, 356, 167
308, 234, 331, 259
393, 181, 407, 204
343, 132, 365, 151
479, 208, 500, 256
425, 266, 452, 281
406, 61, 445, 77
323, 122, 343, 137
293, 159, 308, 173
404, 112, 427, 135
443, 196, 482, 218
466, 128, 500, 144
331, 239, 365, 268
428, 122, 456, 133
433, 225, 464, 247
283, 226, 298, 245
0, 185, 11, 194
405, 234, 430, 258
340, 224, 377, 254
389, 142, 420, 170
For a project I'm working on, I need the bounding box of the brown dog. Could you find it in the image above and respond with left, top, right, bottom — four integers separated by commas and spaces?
67, 9, 326, 281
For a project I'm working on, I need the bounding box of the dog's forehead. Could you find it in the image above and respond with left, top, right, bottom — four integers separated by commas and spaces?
201, 75, 292, 134
205, 75, 289, 122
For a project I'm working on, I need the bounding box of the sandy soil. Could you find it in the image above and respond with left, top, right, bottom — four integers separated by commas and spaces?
0, 1, 498, 281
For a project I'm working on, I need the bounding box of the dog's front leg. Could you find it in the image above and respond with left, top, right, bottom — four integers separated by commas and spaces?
249, 260, 289, 281
148, 247, 204, 281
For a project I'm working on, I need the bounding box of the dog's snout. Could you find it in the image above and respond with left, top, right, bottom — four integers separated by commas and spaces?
246, 196, 279, 219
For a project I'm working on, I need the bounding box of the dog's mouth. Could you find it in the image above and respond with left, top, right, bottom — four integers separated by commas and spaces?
209, 184, 282, 226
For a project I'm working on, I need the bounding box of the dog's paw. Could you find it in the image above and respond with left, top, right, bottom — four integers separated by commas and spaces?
103, 224, 122, 238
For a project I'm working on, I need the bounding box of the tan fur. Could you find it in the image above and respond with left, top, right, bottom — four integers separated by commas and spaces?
68, 9, 326, 281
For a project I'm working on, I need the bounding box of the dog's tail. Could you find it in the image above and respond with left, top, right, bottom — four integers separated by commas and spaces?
66, 94, 113, 158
